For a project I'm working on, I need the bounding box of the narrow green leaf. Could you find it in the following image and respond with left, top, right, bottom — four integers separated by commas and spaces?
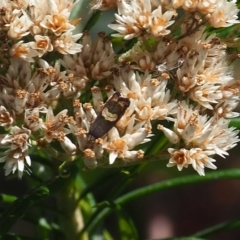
116, 169, 240, 205
116, 206, 138, 240
0, 194, 17, 203
191, 218, 240, 238
80, 169, 240, 234
0, 185, 50, 236
84, 10, 102, 31
102, 230, 114, 240
38, 218, 52, 230
0, 163, 78, 237
78, 201, 112, 239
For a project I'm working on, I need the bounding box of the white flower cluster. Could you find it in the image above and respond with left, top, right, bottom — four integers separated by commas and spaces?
0, 0, 239, 178
106, 0, 239, 39
0, 0, 82, 62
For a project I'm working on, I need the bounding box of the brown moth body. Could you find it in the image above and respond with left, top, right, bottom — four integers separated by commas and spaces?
88, 92, 130, 140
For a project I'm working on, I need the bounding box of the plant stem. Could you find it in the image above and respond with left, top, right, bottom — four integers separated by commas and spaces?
56, 185, 88, 240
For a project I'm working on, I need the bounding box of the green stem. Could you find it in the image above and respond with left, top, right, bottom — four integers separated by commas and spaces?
55, 161, 89, 240
191, 219, 240, 238
80, 169, 240, 234
56, 186, 88, 240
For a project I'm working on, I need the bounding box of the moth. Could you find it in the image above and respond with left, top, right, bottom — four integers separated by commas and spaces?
88, 92, 130, 140
153, 59, 185, 79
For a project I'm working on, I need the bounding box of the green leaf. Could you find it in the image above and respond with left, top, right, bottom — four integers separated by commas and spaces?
102, 230, 114, 240
0, 163, 78, 238
116, 169, 240, 205
80, 169, 240, 234
84, 10, 102, 31
0, 194, 17, 203
38, 218, 52, 230
191, 218, 240, 238
229, 118, 240, 129
116, 206, 138, 240
0, 185, 49, 236
78, 201, 112, 239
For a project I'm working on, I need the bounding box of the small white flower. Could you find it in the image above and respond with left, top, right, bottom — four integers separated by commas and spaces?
104, 126, 150, 164
157, 124, 180, 144
207, 0, 239, 27
190, 149, 217, 176
0, 126, 31, 178
0, 106, 14, 130
31, 35, 53, 57
167, 148, 191, 171
41, 107, 71, 143
40, 0, 76, 36
60, 136, 77, 155
24, 108, 42, 132
83, 149, 97, 169
189, 84, 222, 109
7, 10, 33, 39
53, 31, 83, 54
167, 148, 217, 176
214, 100, 240, 119
149, 6, 175, 37
10, 41, 39, 62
